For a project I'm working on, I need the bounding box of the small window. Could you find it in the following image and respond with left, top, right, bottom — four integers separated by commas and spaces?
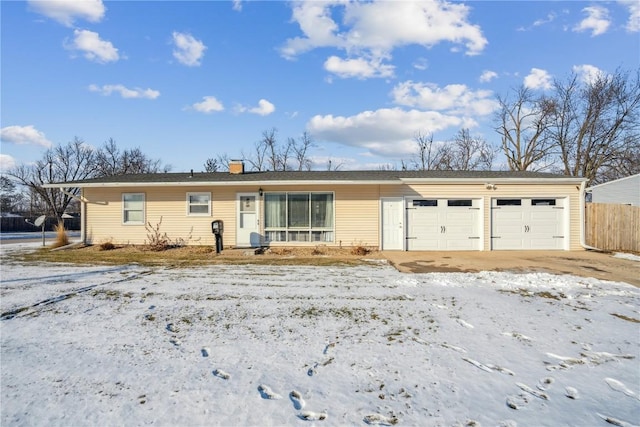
413, 199, 437, 207
187, 192, 211, 216
497, 199, 522, 206
447, 199, 472, 207
532, 199, 556, 206
123, 193, 145, 224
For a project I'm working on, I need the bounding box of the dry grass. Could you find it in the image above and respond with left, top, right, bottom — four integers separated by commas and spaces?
13, 244, 383, 268
49, 222, 69, 249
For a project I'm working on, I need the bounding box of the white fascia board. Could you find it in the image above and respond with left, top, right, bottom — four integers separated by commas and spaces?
43, 179, 401, 188
399, 177, 587, 185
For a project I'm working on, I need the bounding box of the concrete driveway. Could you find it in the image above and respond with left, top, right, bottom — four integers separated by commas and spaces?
382, 250, 640, 287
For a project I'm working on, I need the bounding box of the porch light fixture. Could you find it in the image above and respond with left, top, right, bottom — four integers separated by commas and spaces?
259, 188, 263, 196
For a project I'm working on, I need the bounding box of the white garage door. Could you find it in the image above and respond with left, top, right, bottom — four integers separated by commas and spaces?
491, 198, 565, 250
407, 199, 481, 251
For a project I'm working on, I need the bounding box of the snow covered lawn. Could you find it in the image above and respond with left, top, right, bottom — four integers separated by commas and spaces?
1, 244, 639, 426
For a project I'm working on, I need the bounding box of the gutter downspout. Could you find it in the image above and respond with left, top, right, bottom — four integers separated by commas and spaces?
579, 180, 602, 251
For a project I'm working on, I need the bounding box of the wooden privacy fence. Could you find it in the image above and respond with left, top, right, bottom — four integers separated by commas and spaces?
585, 203, 640, 252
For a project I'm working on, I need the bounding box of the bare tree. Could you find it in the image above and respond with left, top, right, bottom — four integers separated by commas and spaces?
495, 86, 556, 171
292, 132, 314, 171
95, 138, 169, 176
546, 69, 640, 184
7, 137, 96, 219
439, 129, 496, 171
242, 139, 267, 171
203, 158, 221, 172
262, 128, 280, 171
410, 131, 441, 171
326, 159, 343, 171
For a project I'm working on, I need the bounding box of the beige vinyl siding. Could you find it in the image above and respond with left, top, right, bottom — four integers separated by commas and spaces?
84, 186, 238, 246
82, 181, 582, 250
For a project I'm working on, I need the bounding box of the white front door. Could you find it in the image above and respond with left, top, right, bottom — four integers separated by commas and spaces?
381, 198, 404, 250
237, 193, 261, 247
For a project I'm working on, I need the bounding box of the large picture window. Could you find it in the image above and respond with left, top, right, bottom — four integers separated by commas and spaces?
264, 192, 334, 242
187, 192, 211, 216
123, 193, 145, 224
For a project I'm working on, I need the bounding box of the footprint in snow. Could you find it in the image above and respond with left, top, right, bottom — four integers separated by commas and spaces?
516, 382, 549, 400
298, 411, 327, 421
258, 384, 282, 400
201, 347, 210, 357
212, 369, 231, 380
169, 338, 182, 346
323, 342, 337, 355
537, 377, 555, 391
307, 364, 317, 377
456, 319, 474, 329
596, 412, 636, 427
506, 394, 530, 410
166, 323, 179, 333
605, 378, 639, 399
565, 386, 579, 400
363, 413, 399, 425
462, 357, 493, 373
289, 390, 305, 410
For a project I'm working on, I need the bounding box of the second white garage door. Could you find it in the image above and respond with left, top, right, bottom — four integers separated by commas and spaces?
407, 199, 481, 250
491, 198, 566, 250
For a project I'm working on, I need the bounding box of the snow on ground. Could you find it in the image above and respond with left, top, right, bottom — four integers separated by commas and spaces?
1, 243, 639, 427
614, 252, 640, 262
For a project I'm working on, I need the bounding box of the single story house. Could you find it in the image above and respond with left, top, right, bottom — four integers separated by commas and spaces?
586, 174, 640, 207
45, 161, 589, 251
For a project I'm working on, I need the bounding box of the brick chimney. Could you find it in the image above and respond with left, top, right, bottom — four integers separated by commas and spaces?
229, 160, 244, 174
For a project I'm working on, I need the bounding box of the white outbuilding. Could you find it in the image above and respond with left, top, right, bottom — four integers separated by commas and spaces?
587, 174, 640, 206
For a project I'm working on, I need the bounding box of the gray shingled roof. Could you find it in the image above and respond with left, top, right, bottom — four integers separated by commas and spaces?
49, 170, 584, 186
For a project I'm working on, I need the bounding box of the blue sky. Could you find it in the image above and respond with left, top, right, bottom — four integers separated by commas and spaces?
1, 0, 639, 173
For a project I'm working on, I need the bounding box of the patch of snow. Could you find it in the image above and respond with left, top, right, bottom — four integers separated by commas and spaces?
614, 252, 640, 262
1, 243, 639, 426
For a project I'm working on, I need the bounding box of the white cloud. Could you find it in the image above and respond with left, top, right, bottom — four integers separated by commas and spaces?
172, 32, 206, 67
307, 108, 469, 157
232, 0, 242, 12
533, 12, 557, 27
574, 6, 611, 36
324, 55, 395, 79
479, 70, 498, 83
0, 154, 17, 172
236, 99, 275, 116
189, 96, 224, 114
65, 29, 119, 63
0, 125, 52, 148
524, 68, 552, 90
28, 0, 105, 26
281, 0, 487, 79
573, 64, 606, 85
413, 58, 429, 71
391, 81, 498, 116
619, 0, 640, 32
249, 99, 275, 116
89, 84, 160, 99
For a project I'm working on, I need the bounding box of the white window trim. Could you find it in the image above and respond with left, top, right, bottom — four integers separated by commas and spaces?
122, 192, 145, 225
264, 191, 335, 242
186, 192, 212, 216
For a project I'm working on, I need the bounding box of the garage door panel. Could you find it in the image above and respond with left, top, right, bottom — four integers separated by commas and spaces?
491, 198, 566, 250
407, 199, 481, 251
